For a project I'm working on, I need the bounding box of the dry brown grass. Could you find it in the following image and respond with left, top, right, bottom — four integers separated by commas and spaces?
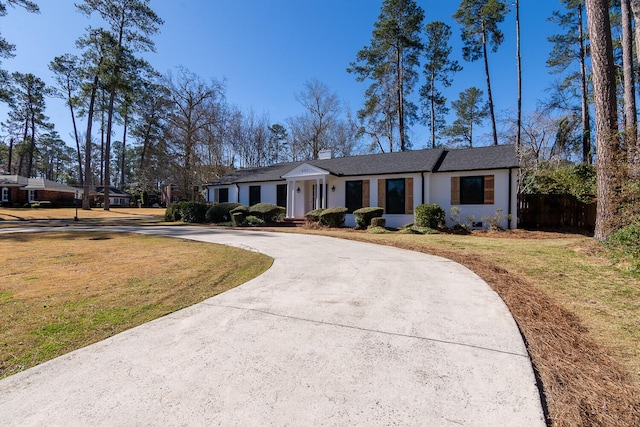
0, 207, 164, 221
269, 226, 640, 427
0, 230, 272, 379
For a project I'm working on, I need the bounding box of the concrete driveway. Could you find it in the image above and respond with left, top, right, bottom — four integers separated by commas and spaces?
0, 226, 545, 426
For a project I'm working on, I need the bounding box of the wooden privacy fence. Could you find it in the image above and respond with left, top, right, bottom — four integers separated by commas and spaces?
518, 194, 597, 230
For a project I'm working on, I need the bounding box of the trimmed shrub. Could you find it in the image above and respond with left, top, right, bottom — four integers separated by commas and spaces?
206, 202, 243, 223
230, 205, 249, 226
369, 226, 392, 234
305, 208, 324, 223
353, 207, 384, 229
164, 201, 188, 222
319, 206, 348, 227
231, 211, 246, 227
245, 215, 266, 226
248, 203, 285, 223
370, 217, 386, 228
415, 203, 445, 229
180, 201, 210, 223
399, 225, 438, 235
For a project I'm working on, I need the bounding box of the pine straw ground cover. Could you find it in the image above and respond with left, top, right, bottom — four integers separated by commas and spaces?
280, 227, 640, 427
0, 230, 272, 379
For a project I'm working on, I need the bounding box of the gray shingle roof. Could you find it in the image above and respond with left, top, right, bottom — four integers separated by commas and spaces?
435, 144, 519, 172
208, 145, 519, 185
23, 178, 82, 193
0, 175, 29, 186
307, 147, 445, 176
210, 162, 306, 185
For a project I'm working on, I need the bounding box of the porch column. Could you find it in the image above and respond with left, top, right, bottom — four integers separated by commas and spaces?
315, 178, 320, 210
288, 180, 294, 218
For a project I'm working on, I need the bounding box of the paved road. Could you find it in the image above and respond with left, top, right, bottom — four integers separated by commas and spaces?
0, 226, 545, 426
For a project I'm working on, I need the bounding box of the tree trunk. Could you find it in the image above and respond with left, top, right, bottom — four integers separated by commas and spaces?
482, 21, 498, 146
67, 84, 83, 186
585, 0, 622, 240
100, 91, 105, 186
83, 73, 100, 210
629, 0, 640, 172
103, 17, 127, 210
515, 0, 522, 151
7, 137, 13, 174
27, 113, 36, 177
120, 112, 128, 190
139, 112, 155, 169
103, 85, 116, 211
579, 4, 592, 164
430, 70, 436, 149
397, 46, 405, 151
621, 0, 637, 173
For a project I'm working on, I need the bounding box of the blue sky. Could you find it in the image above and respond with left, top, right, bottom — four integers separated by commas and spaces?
1, 0, 561, 150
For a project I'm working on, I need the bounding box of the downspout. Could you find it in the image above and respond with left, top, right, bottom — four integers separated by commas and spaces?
508, 168, 513, 229
421, 172, 425, 205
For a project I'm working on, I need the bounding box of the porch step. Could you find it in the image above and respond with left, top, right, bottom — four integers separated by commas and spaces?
282, 218, 305, 227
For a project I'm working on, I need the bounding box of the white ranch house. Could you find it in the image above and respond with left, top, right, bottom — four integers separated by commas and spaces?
205, 144, 520, 229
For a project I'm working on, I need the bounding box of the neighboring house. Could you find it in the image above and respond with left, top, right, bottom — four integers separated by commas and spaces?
94, 187, 133, 207
205, 145, 520, 229
0, 175, 29, 205
0, 175, 83, 206
161, 184, 182, 207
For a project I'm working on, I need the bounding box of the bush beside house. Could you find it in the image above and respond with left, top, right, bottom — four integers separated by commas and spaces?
164, 201, 209, 223
319, 207, 348, 227
248, 203, 285, 223
370, 217, 386, 228
415, 204, 445, 229
353, 207, 384, 229
305, 208, 324, 223
206, 202, 243, 223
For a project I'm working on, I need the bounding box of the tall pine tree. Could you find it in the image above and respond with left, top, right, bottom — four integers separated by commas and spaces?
348, 0, 424, 152
420, 21, 461, 148
454, 0, 507, 146
548, 0, 592, 163
77, 0, 162, 209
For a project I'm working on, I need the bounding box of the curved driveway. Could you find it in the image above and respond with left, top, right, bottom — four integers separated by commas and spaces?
0, 226, 545, 426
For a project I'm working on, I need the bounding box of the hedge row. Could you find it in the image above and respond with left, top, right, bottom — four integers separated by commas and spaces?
165, 200, 449, 232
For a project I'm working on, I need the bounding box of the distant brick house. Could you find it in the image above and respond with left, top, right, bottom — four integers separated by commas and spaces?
0, 175, 29, 206
205, 145, 520, 229
1, 175, 83, 207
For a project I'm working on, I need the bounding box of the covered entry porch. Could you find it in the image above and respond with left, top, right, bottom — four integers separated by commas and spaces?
282, 163, 332, 219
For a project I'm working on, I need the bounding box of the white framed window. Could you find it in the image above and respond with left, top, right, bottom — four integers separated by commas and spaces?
1, 187, 8, 202
28, 190, 36, 202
